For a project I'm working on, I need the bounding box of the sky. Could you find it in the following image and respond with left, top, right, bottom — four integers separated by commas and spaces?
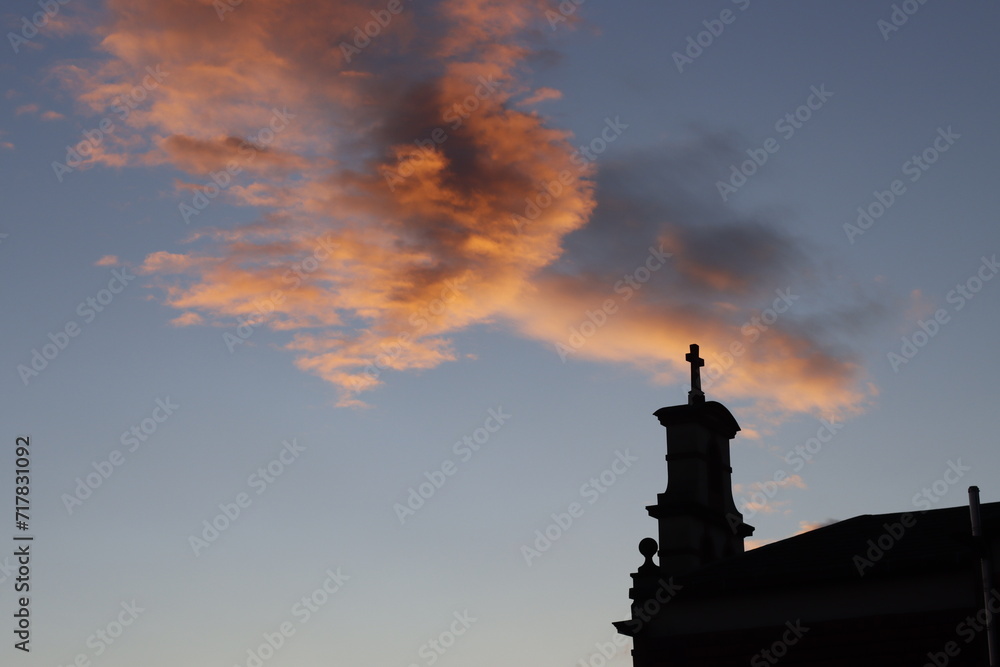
1, 0, 999, 665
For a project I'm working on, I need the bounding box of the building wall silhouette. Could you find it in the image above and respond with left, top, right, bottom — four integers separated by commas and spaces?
614, 345, 999, 666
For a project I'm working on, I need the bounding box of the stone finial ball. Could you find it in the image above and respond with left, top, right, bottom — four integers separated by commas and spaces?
639, 537, 658, 557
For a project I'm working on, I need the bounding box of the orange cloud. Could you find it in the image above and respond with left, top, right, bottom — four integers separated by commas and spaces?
744, 538, 775, 550
795, 518, 838, 534
160, 134, 309, 176
520, 87, 562, 106
61, 0, 879, 416
169, 312, 204, 327
94, 254, 119, 266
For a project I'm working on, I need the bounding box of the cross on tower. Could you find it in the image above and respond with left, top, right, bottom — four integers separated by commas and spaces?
685, 343, 705, 405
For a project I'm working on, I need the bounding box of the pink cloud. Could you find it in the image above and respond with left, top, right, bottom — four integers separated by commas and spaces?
60, 0, 878, 418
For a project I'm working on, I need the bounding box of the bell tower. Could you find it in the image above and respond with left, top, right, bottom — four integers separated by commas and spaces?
614, 344, 755, 660
625, 342, 755, 582
646, 343, 754, 576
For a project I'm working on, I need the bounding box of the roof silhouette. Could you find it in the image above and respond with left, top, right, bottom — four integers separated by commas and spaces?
676, 502, 998, 595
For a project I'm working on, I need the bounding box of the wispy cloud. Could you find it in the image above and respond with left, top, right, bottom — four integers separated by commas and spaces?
519, 87, 562, 106
59, 0, 880, 417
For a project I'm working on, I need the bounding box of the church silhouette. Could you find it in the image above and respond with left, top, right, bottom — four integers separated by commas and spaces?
613, 344, 1000, 666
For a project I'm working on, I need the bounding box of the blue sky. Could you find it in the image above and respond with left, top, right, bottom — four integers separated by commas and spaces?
2, 1, 999, 665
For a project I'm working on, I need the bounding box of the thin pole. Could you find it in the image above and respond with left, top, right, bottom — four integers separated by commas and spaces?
969, 486, 997, 667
